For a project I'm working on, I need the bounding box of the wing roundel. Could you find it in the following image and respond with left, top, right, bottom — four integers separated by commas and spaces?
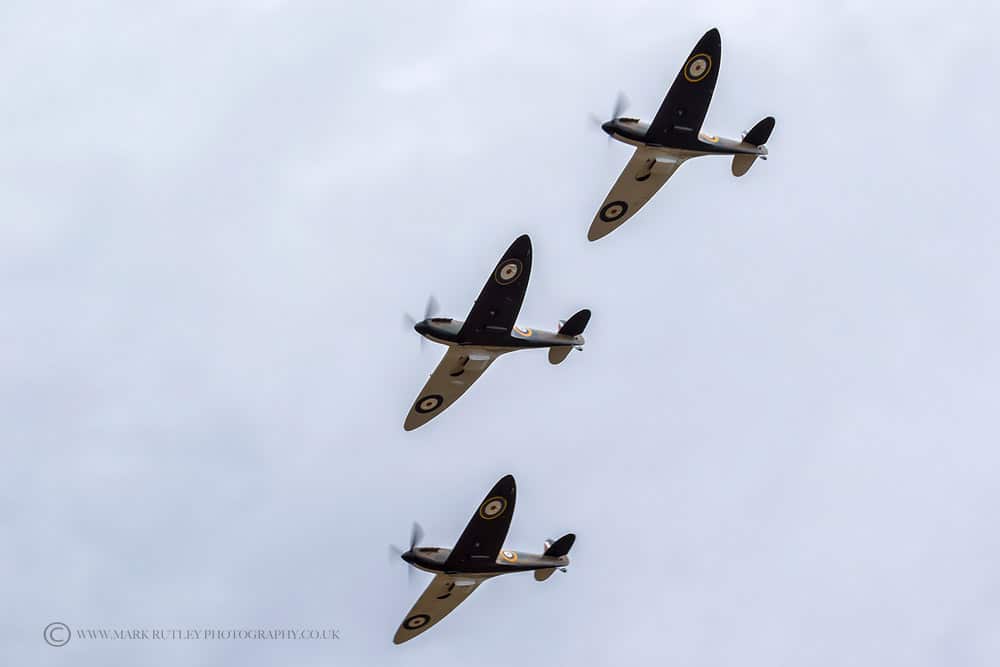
646, 28, 722, 149
456, 236, 532, 344
443, 475, 516, 570
393, 574, 482, 644
403, 347, 498, 431
588, 149, 683, 241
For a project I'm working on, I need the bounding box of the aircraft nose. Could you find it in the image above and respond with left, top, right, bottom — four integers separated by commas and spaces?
414, 319, 430, 336
401, 550, 416, 565
601, 120, 615, 136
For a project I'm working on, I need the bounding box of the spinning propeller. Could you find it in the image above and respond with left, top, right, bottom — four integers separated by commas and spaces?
590, 91, 629, 142
389, 521, 425, 583
403, 296, 440, 348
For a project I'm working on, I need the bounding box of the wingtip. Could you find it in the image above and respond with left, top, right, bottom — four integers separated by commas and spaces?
507, 234, 532, 257
701, 27, 721, 49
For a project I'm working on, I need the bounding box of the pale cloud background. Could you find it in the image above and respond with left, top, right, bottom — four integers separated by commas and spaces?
2, 1, 999, 665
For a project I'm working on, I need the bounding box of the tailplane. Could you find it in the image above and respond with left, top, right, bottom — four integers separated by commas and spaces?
549, 310, 590, 365
743, 116, 775, 146
732, 116, 775, 177
535, 533, 576, 582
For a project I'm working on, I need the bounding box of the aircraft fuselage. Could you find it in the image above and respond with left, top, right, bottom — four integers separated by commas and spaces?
414, 317, 584, 350
403, 546, 569, 576
602, 117, 767, 158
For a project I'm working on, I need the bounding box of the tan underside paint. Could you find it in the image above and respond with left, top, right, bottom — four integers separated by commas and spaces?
732, 153, 757, 177
548, 346, 572, 365
404, 347, 503, 431
392, 573, 488, 644
588, 147, 685, 241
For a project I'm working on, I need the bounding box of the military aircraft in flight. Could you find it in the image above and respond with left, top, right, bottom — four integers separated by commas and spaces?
390, 474, 575, 644
589, 27, 775, 241
403, 234, 590, 431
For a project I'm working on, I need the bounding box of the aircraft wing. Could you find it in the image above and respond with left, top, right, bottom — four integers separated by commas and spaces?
403, 346, 498, 431
456, 235, 532, 344
392, 573, 482, 644
588, 148, 684, 241
443, 474, 516, 570
646, 28, 722, 150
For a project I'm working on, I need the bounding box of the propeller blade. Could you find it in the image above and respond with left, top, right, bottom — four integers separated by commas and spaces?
611, 91, 629, 119
403, 313, 417, 328
391, 524, 427, 585
423, 295, 439, 320
410, 521, 424, 550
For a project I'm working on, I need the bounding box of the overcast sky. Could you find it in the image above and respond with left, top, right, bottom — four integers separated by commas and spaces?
3, 1, 999, 665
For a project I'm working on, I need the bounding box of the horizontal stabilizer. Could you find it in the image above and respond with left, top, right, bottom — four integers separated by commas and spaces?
534, 567, 556, 582
558, 309, 591, 337
732, 154, 757, 177
548, 347, 572, 365
543, 533, 575, 558
549, 310, 590, 365
743, 116, 775, 147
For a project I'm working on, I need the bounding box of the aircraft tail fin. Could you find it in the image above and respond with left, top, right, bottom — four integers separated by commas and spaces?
548, 310, 590, 365
535, 533, 575, 581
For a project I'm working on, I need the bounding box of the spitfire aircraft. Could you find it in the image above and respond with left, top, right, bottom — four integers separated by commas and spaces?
391, 474, 575, 644
589, 27, 775, 241
403, 234, 590, 431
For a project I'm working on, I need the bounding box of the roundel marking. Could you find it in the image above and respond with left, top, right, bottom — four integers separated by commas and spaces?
501, 549, 518, 563
415, 394, 443, 414
479, 495, 508, 520
514, 325, 533, 337
683, 53, 712, 83
599, 200, 628, 223
494, 258, 523, 285
403, 614, 431, 631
